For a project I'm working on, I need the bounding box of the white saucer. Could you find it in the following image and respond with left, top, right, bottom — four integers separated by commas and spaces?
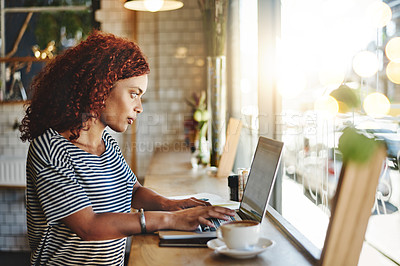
207, 238, 274, 259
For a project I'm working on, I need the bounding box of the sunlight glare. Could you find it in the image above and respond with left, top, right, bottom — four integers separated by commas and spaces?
277, 66, 307, 98
318, 59, 345, 87
352, 51, 379, 78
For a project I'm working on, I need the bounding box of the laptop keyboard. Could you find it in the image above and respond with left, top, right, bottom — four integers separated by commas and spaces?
200, 216, 236, 232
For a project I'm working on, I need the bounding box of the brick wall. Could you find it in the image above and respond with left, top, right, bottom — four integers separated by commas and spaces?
0, 188, 29, 251
96, 0, 206, 177
0, 102, 30, 251
95, 0, 136, 39
0, 102, 29, 158
134, 0, 206, 177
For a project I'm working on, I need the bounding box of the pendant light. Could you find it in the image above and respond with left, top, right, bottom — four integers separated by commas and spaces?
124, 0, 184, 12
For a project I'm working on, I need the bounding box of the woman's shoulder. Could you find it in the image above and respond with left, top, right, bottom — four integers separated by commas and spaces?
32, 128, 66, 146
29, 128, 72, 163
102, 129, 119, 147
102, 129, 124, 156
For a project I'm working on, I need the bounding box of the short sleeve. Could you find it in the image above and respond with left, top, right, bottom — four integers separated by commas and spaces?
35, 159, 91, 224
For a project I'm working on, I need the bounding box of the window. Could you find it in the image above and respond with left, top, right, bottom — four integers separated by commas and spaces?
279, 1, 400, 263
232, 0, 400, 264
228, 0, 259, 170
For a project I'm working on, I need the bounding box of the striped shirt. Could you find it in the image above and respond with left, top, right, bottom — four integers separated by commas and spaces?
26, 128, 136, 265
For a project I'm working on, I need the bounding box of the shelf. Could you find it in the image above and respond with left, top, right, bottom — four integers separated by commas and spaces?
0, 57, 51, 63
3, 5, 90, 13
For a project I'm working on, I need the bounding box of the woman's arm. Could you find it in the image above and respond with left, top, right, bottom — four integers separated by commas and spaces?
61, 206, 166, 240
131, 182, 210, 211
61, 205, 235, 241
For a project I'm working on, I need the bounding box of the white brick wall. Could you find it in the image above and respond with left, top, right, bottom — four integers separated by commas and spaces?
133, 0, 206, 177
96, 0, 136, 39
0, 189, 29, 251
0, 103, 31, 251
0, 103, 29, 158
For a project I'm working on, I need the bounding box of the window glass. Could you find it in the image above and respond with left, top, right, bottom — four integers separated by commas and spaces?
278, 0, 400, 263
232, 0, 400, 263
232, 0, 259, 170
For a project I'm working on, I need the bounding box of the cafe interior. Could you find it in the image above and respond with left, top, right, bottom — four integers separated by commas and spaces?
0, 0, 400, 265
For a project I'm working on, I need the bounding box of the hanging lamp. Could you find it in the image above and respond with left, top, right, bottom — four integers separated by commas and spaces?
124, 0, 184, 12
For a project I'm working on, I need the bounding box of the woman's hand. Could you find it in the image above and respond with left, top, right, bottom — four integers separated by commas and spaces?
163, 197, 211, 211
167, 206, 236, 231
131, 184, 211, 211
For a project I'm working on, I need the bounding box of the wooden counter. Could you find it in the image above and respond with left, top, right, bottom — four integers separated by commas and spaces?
127, 149, 315, 266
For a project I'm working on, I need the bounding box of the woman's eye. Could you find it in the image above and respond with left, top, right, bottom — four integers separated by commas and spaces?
131, 93, 139, 99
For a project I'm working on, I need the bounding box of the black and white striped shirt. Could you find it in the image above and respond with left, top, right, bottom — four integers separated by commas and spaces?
26, 128, 136, 265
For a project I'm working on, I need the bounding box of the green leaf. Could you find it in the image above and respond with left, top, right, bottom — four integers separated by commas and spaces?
330, 85, 360, 113
338, 127, 380, 163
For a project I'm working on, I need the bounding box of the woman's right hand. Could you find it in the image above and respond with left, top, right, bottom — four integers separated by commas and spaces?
167, 206, 236, 231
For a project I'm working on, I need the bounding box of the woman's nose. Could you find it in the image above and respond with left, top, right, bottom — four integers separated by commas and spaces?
135, 98, 143, 113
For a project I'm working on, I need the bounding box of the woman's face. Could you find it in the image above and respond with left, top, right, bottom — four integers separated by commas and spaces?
100, 74, 148, 132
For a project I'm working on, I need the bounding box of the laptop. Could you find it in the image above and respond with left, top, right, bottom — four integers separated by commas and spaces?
158, 136, 284, 244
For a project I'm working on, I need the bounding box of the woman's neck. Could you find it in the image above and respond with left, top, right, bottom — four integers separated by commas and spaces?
60, 120, 106, 156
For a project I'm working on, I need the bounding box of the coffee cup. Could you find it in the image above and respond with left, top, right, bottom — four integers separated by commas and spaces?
217, 220, 260, 250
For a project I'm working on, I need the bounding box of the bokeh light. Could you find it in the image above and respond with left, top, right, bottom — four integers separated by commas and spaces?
385, 37, 400, 63
366, 1, 392, 28
314, 95, 339, 119
363, 92, 390, 118
386, 61, 400, 84
174, 46, 187, 59
352, 51, 379, 78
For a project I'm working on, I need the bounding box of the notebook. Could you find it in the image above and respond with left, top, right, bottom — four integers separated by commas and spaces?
158, 136, 284, 244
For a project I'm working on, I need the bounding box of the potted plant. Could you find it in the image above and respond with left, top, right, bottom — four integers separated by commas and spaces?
185, 91, 210, 167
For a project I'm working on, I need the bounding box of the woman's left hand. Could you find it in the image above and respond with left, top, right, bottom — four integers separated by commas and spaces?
164, 197, 211, 211
131, 184, 211, 211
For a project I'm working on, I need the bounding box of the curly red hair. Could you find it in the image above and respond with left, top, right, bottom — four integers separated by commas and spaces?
20, 31, 150, 142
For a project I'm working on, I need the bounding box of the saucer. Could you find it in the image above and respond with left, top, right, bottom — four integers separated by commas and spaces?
207, 238, 274, 259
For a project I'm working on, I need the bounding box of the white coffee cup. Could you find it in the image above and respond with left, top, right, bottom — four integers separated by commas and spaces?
217, 220, 260, 250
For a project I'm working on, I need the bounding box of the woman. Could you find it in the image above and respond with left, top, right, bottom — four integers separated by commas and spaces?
20, 31, 234, 265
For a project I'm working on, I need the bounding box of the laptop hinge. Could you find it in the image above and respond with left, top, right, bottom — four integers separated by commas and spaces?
238, 210, 252, 220
238, 208, 262, 222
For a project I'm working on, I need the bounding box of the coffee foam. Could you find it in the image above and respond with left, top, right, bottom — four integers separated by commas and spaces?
223, 220, 259, 227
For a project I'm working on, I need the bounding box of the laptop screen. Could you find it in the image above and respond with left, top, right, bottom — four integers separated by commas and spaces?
239, 136, 284, 222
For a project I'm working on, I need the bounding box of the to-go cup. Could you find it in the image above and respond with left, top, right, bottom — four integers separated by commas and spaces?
217, 220, 260, 250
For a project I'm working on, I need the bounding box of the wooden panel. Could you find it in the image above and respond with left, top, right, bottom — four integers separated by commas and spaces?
320, 145, 387, 266
216, 118, 242, 177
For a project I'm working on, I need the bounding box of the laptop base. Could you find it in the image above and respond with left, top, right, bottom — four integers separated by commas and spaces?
159, 237, 214, 248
